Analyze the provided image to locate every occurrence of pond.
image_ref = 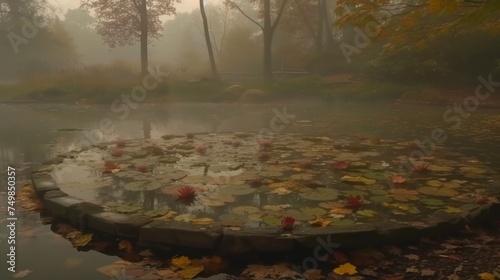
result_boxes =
[1,102,500,279]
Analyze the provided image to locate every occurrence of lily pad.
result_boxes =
[219,214,247,227]
[416,186,459,197]
[340,175,376,185]
[116,203,142,214]
[232,206,260,216]
[301,207,327,216]
[219,185,256,196]
[262,215,282,226]
[419,198,445,206]
[299,188,339,201]
[357,209,377,217]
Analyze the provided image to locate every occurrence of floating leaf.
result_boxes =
[333,262,357,275]
[219,185,256,196]
[340,175,376,185]
[301,207,327,216]
[174,214,196,222]
[71,233,93,247]
[116,203,142,214]
[124,181,162,191]
[357,209,377,217]
[420,198,445,206]
[191,217,214,225]
[460,166,487,174]
[262,215,282,226]
[417,186,458,197]
[232,206,260,215]
[177,265,204,279]
[299,188,339,201]
[370,195,393,203]
[443,206,462,213]
[383,202,421,213]
[309,216,332,227]
[271,187,291,195]
[171,256,191,269]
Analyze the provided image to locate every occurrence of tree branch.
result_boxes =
[226,0,263,30]
[271,0,289,33]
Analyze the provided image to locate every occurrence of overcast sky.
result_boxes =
[48,0,220,16]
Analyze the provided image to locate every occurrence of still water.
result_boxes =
[0,102,499,279]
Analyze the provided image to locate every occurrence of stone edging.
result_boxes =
[31,153,500,255]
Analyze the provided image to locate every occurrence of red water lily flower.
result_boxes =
[282,216,295,231]
[331,161,349,170]
[391,175,407,184]
[414,163,429,173]
[346,195,362,209]
[111,149,123,157]
[176,186,197,201]
[258,152,270,161]
[116,139,126,148]
[195,146,206,154]
[137,164,149,173]
[259,139,272,148]
[103,161,118,173]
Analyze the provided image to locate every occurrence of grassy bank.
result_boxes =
[3,72,489,105]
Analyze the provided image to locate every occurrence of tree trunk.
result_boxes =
[200,0,219,80]
[139,0,149,76]
[322,0,335,48]
[317,0,324,51]
[263,0,274,82]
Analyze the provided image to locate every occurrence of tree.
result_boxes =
[226,0,289,82]
[200,0,218,80]
[80,0,179,76]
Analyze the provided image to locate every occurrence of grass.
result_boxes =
[0,71,413,104]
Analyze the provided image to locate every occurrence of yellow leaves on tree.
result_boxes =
[333,262,358,275]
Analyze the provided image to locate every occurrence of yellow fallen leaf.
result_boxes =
[271,187,291,195]
[308,217,332,227]
[177,265,204,279]
[190,217,214,225]
[333,262,357,275]
[172,256,191,269]
[71,233,93,247]
[478,272,496,280]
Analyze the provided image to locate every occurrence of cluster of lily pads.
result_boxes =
[54,132,497,231]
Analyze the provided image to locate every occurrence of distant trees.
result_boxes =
[80,0,179,76]
[226,0,289,82]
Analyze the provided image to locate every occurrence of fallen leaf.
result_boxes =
[119,240,133,253]
[404,254,419,260]
[171,256,191,269]
[333,262,357,275]
[406,266,419,273]
[12,269,32,278]
[71,233,93,247]
[479,272,496,280]
[421,268,436,276]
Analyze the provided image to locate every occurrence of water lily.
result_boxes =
[413,163,429,173]
[391,175,407,184]
[176,186,197,201]
[116,139,126,148]
[331,161,349,170]
[345,195,362,209]
[137,164,149,173]
[111,149,123,157]
[195,146,206,154]
[282,216,295,231]
[103,161,118,173]
[149,145,164,156]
